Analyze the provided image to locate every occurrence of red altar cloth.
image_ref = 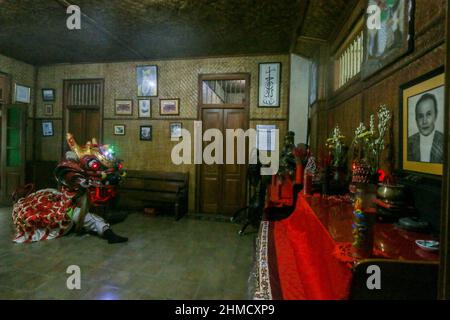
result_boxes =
[274,195,352,300]
[271,193,439,300]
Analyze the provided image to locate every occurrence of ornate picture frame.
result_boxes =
[400,67,444,176]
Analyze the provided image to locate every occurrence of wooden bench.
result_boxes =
[116,170,188,220]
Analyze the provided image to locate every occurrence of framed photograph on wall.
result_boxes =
[42,121,54,137]
[170,122,182,139]
[160,98,180,116]
[138,99,151,118]
[42,88,55,101]
[14,84,31,103]
[137,65,158,97]
[114,124,126,136]
[43,104,53,116]
[258,62,281,107]
[115,99,133,116]
[362,0,414,79]
[400,67,444,176]
[140,126,152,141]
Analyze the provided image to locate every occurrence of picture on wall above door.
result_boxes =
[258,62,281,107]
[137,65,158,97]
[362,0,414,79]
[138,99,151,118]
[14,84,31,103]
[115,99,133,116]
[42,88,55,101]
[160,98,180,115]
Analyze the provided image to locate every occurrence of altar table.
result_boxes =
[253,190,439,300]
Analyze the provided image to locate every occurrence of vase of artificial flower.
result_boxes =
[325,125,348,195]
[350,105,392,257]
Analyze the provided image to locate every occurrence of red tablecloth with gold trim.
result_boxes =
[257,190,439,300]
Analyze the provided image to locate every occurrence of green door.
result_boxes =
[0,104,27,205]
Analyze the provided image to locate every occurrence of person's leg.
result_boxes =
[71,208,128,243]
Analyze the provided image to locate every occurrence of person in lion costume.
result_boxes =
[12,133,128,244]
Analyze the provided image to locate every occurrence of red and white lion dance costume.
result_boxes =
[12,133,128,244]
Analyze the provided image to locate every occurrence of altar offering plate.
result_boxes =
[415,240,439,252]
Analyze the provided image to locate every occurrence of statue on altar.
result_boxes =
[11,133,128,244]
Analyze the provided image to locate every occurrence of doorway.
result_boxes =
[197,74,250,215]
[63,79,104,151]
[0,73,27,205]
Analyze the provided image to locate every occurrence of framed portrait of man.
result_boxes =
[400,67,444,176]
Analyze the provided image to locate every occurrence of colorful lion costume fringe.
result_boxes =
[12,133,126,243]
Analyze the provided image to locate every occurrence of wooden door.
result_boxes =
[198,74,250,215]
[200,109,223,213]
[0,104,27,205]
[222,109,247,214]
[64,79,103,150]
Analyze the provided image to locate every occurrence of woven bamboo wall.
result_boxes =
[35,54,290,210]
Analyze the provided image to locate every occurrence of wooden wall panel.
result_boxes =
[310,0,446,172]
[327,93,362,148]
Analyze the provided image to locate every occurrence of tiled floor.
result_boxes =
[0,207,255,300]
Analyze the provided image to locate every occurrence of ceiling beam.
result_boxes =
[296,36,327,44]
[289,0,310,53]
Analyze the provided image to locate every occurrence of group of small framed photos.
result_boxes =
[113,122,182,141]
[114,98,180,117]
[42,88,55,117]
[40,88,56,137]
[113,65,182,141]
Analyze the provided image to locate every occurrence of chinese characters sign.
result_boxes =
[258,63,281,107]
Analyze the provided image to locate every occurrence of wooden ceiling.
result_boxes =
[293,0,359,58]
[0,0,356,65]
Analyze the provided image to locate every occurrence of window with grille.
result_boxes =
[201,79,247,105]
[334,19,364,90]
[65,80,103,109]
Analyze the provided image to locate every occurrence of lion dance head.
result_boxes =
[54,133,126,206]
